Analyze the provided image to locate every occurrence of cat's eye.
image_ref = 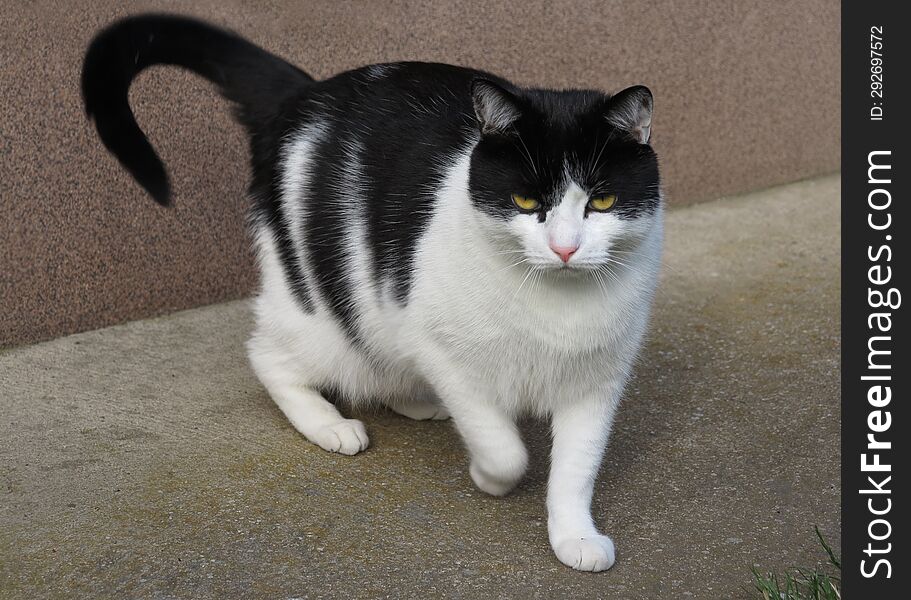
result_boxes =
[588,194,617,212]
[512,194,541,212]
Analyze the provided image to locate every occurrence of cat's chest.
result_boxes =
[404,275,637,405]
[400,240,654,406]
[408,261,640,356]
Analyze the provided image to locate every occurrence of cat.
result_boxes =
[82,14,663,572]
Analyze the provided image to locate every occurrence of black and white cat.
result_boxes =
[83,15,663,572]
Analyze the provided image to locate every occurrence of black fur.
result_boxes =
[467,84,660,221]
[82,14,661,342]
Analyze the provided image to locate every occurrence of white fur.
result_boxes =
[247,132,663,570]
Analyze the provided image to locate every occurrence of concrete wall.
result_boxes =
[0,1,840,347]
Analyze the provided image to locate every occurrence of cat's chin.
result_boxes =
[532,264,624,291]
[536,263,601,277]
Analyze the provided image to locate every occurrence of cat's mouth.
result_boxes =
[532,261,597,275]
[529,259,628,282]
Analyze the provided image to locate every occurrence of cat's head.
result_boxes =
[467,79,661,274]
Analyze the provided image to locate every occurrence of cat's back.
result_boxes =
[318,61,487,120]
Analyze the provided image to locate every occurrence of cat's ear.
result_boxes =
[605,85,653,144]
[471,79,522,135]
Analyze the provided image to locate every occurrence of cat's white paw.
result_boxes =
[553,534,616,572]
[311,419,369,455]
[469,459,524,496]
[390,399,450,421]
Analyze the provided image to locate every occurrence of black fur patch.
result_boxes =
[302,126,367,345]
[468,88,660,222]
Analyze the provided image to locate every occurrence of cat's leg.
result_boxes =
[428,374,526,495]
[414,342,526,493]
[447,396,527,495]
[547,388,621,572]
[248,336,369,456]
[388,399,451,421]
[385,382,450,420]
[268,382,369,455]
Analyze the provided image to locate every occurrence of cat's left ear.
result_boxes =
[605,85,653,144]
[471,79,522,136]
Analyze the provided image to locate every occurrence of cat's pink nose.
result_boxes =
[550,243,578,263]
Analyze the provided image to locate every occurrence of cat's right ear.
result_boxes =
[471,79,522,136]
[605,85,654,144]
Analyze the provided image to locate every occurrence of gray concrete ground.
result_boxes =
[1,176,840,599]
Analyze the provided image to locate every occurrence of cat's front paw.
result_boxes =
[389,399,450,421]
[552,534,616,572]
[469,457,525,496]
[311,419,369,455]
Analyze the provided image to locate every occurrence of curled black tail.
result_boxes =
[81,14,313,205]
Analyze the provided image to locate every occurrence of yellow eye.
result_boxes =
[588,194,617,212]
[512,194,540,211]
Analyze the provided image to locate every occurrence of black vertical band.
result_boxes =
[842,2,908,596]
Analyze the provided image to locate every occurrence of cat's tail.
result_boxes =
[81,14,313,205]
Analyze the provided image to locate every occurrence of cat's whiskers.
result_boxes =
[527,267,545,307]
[515,134,539,177]
[512,265,539,300]
[603,255,635,270]
[585,132,601,179]
[596,263,623,289]
[588,134,612,178]
[607,255,646,282]
[494,257,530,274]
[593,268,610,296]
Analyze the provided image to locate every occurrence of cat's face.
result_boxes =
[467,81,660,273]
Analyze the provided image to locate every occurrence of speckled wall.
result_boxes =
[0,1,840,347]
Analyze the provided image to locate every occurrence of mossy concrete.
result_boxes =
[0,175,840,599]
